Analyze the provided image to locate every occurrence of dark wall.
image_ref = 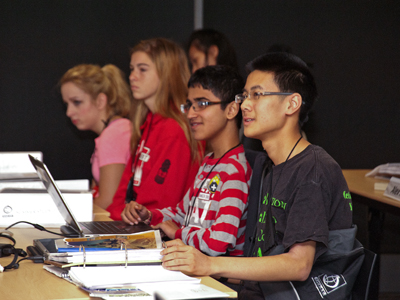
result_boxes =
[0,0,193,180]
[0,1,399,181]
[204,0,400,169]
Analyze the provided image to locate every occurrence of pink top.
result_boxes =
[91,118,132,184]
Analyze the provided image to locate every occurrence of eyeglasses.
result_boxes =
[234,91,293,103]
[180,100,222,113]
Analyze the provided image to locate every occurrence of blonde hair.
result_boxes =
[60,64,132,118]
[130,38,200,160]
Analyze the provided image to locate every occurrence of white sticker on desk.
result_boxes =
[384,177,400,201]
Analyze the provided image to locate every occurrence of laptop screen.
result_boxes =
[28,155,83,236]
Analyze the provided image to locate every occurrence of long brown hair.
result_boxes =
[130,38,199,160]
[60,64,132,118]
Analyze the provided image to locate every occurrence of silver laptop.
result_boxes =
[29,155,151,237]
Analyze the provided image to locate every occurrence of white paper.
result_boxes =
[139,283,229,299]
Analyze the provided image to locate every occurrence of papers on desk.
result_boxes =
[366,163,400,179]
[44,264,229,299]
[69,265,200,289]
[366,163,400,199]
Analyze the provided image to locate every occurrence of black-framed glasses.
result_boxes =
[180,100,222,113]
[234,91,293,103]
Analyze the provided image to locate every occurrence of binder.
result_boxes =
[47,244,162,267]
[44,244,230,299]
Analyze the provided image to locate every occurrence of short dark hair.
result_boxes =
[188,65,244,129]
[187,29,239,71]
[246,52,318,127]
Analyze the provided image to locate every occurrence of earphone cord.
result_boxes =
[5,221,77,237]
[183,143,241,227]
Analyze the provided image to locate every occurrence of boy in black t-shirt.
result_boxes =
[160,53,353,299]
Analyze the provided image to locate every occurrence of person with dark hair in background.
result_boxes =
[121,65,252,258]
[107,38,202,220]
[160,53,354,299]
[187,28,239,73]
[60,64,133,210]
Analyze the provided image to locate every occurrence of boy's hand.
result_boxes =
[161,239,212,275]
[153,220,179,239]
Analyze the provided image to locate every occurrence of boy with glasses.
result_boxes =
[160,53,353,299]
[121,65,252,257]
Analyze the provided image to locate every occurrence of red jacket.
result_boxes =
[107,112,200,220]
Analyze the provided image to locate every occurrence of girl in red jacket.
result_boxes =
[107,38,202,220]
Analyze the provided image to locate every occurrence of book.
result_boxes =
[55,230,162,252]
[64,230,161,250]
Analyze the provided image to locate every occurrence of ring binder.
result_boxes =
[79,245,87,268]
[124,243,128,268]
[47,247,162,267]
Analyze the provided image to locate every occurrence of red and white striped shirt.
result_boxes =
[151,145,252,256]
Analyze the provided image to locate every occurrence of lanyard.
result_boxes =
[125,113,153,203]
[183,143,241,228]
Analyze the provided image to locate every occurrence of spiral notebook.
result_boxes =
[28,155,152,237]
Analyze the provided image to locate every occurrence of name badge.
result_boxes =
[139,153,150,162]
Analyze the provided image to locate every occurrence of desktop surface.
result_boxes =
[0,206,237,299]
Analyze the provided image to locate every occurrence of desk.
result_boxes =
[343,169,400,211]
[0,206,237,299]
[342,169,400,299]
[342,169,400,253]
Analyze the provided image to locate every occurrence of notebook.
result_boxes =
[28,154,152,237]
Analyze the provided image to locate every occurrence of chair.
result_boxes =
[352,248,378,300]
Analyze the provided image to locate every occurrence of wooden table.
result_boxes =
[342,169,400,253]
[342,169,400,299]
[342,169,400,211]
[0,206,237,299]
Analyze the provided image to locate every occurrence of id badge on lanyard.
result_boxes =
[133,140,150,187]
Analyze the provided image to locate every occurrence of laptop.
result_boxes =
[28,154,152,237]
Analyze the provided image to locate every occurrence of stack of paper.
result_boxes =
[69,265,200,289]
[44,264,230,299]
[366,163,400,179]
[67,265,228,299]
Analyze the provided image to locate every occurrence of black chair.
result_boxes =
[352,248,378,300]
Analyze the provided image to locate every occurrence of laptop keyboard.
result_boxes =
[80,221,130,234]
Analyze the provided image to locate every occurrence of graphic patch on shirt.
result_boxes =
[155,159,171,184]
[208,174,221,193]
[312,273,347,298]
